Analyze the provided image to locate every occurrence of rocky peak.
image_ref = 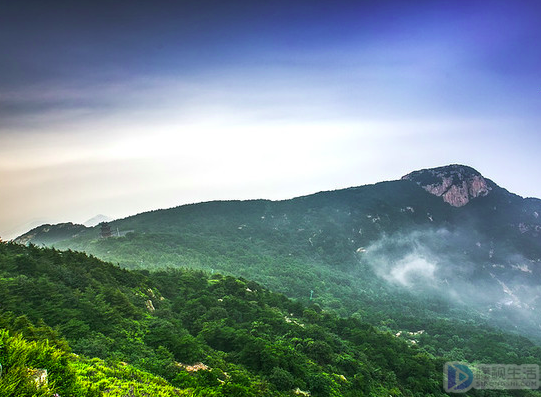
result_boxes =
[402,164,492,207]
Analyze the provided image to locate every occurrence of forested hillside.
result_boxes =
[17,166,541,341]
[1,242,541,396]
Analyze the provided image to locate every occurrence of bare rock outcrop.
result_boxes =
[402,164,491,207]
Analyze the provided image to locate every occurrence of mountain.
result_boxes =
[402,164,493,207]
[84,214,112,227]
[14,222,88,246]
[15,164,541,339]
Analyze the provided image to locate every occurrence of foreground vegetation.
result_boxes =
[1,242,540,396]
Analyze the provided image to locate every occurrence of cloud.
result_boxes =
[2,8,541,239]
[384,254,436,287]
[361,226,541,335]
[364,230,441,288]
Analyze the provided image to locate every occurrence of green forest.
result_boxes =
[1,242,540,396]
[33,179,540,343]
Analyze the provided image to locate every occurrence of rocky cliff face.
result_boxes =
[402,164,492,207]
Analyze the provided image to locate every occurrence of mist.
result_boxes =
[362,227,541,337]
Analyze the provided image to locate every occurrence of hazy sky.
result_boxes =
[1,0,541,239]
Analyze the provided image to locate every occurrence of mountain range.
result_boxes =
[15,164,541,339]
[5,163,541,396]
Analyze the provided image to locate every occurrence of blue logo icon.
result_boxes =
[444,362,474,393]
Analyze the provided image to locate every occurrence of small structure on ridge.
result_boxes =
[100,222,112,239]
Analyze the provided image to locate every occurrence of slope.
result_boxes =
[14,165,541,340]
[2,242,541,396]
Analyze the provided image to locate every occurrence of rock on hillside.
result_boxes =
[402,164,492,207]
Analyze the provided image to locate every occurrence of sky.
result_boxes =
[1,0,541,239]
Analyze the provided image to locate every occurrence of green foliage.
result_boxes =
[1,242,541,396]
[73,358,190,397]
[0,329,94,397]
[29,180,539,345]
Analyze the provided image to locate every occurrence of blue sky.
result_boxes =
[1,0,541,239]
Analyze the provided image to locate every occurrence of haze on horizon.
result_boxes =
[1,0,541,240]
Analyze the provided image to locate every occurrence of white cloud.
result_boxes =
[2,38,541,239]
[385,254,437,287]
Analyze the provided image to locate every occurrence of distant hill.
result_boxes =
[15,164,541,340]
[15,222,88,246]
[84,214,112,227]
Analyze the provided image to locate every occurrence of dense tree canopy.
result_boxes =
[1,242,540,396]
